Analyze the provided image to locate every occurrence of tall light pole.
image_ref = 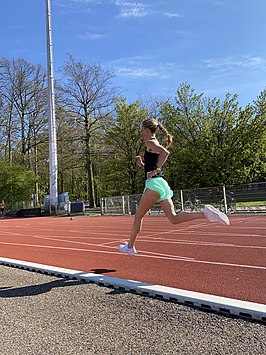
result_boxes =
[46,0,58,213]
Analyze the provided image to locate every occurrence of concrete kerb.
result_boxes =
[1,257,265,323]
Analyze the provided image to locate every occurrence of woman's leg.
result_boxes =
[160,198,204,224]
[160,199,230,225]
[128,189,160,248]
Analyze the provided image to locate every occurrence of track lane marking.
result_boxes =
[1,241,266,270]
[1,231,265,251]
[138,238,266,249]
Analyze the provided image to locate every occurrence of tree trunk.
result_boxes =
[84,113,96,207]
[85,139,96,208]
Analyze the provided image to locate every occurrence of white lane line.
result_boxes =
[234,226,266,230]
[1,230,265,251]
[95,237,266,250]
[2,228,264,240]
[0,241,266,270]
[34,235,266,250]
[0,231,24,236]
[140,226,208,239]
[143,229,266,238]
[137,249,195,260]
[10,231,264,251]
[138,238,266,250]
[29,235,114,249]
[98,240,124,246]
[0,230,126,240]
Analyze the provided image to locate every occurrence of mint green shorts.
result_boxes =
[144,177,173,202]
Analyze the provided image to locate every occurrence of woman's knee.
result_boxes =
[164,209,182,224]
[134,211,144,221]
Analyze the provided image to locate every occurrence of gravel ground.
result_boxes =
[0,265,265,355]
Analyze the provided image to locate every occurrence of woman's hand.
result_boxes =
[135,155,144,168]
[146,170,157,179]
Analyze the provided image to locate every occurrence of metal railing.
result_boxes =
[5,182,266,217]
[101,182,266,215]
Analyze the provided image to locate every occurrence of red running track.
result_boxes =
[0,214,265,304]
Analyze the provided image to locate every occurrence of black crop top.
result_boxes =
[144,149,163,178]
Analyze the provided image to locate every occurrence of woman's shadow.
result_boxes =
[0,279,85,298]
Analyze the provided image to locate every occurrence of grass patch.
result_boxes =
[237,201,266,207]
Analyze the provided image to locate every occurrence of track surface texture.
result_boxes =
[0,214,265,304]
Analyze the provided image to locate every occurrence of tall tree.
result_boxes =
[105,98,149,195]
[160,83,266,188]
[241,89,266,182]
[59,55,117,207]
[0,159,38,207]
[55,105,86,199]
[0,57,47,166]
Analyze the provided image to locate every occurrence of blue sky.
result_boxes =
[0,0,265,107]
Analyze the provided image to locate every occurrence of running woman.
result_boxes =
[118,118,230,255]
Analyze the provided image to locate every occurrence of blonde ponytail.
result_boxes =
[158,123,173,148]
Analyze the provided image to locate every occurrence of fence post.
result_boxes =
[102,198,107,214]
[122,196,125,215]
[67,200,71,216]
[180,190,184,211]
[126,196,130,215]
[100,198,103,214]
[222,185,228,214]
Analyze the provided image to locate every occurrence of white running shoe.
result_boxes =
[118,242,137,256]
[203,205,230,225]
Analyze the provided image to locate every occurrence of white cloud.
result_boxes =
[202,55,266,72]
[0,25,24,32]
[55,0,108,5]
[54,0,95,14]
[163,12,182,18]
[116,66,163,78]
[111,56,174,79]
[79,32,106,40]
[55,0,150,18]
[55,0,178,20]
[111,55,151,66]
[213,1,225,5]
[115,1,148,18]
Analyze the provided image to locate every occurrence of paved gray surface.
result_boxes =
[0,265,265,355]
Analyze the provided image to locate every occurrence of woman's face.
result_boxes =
[141,125,149,140]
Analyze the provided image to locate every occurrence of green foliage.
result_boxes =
[1,53,266,201]
[0,160,38,207]
[104,98,149,195]
[160,84,266,189]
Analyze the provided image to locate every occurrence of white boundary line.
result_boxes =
[0,257,265,323]
[1,240,266,268]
